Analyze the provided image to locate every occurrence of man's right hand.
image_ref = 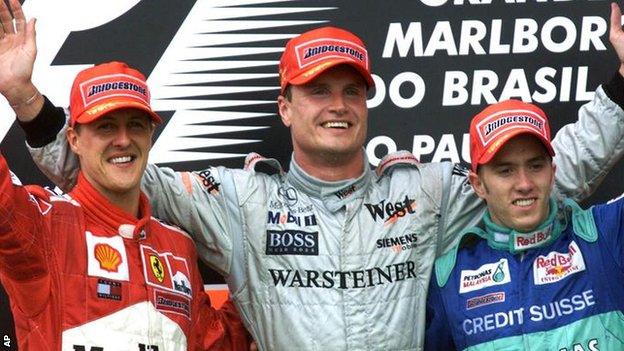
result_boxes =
[0,0,42,121]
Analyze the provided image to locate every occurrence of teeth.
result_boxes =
[513,199,535,207]
[322,121,349,129]
[110,156,132,164]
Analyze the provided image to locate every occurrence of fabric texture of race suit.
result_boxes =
[21,73,624,350]
[0,154,250,350]
[425,196,624,351]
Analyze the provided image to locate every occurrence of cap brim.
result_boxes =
[476,129,555,168]
[285,59,375,92]
[74,99,162,126]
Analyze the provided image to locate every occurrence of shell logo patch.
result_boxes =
[86,231,129,281]
[94,243,122,272]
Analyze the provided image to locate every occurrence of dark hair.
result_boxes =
[282,85,292,102]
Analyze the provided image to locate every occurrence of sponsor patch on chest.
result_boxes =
[465,292,505,310]
[533,241,585,285]
[86,232,129,281]
[266,230,319,255]
[96,279,122,301]
[141,245,193,298]
[459,258,511,294]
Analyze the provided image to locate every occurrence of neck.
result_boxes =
[292,148,365,181]
[82,173,141,218]
[483,197,560,254]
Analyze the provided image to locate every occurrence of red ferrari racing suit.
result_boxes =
[0,154,249,350]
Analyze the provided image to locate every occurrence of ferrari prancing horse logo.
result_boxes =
[150,255,165,283]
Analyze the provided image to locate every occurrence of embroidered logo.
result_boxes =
[141,245,193,298]
[466,292,505,310]
[94,243,122,272]
[533,241,585,285]
[150,255,165,283]
[86,232,129,281]
[97,279,122,301]
[459,258,511,294]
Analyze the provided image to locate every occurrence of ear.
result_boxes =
[550,162,557,186]
[468,170,487,199]
[277,95,292,127]
[66,126,81,155]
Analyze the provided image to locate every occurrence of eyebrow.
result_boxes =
[491,154,548,168]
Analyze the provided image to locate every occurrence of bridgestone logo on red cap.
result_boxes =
[80,73,149,107]
[295,38,368,69]
[476,110,546,147]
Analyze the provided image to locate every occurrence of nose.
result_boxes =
[328,92,347,115]
[112,126,131,148]
[514,168,535,193]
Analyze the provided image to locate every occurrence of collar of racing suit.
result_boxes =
[434,197,599,288]
[482,197,563,254]
[70,171,151,240]
[286,150,372,213]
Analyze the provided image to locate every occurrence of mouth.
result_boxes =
[512,198,536,207]
[108,155,136,165]
[321,121,350,129]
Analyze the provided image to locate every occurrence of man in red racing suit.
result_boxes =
[0,59,250,349]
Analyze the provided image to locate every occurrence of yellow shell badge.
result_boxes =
[150,255,165,283]
[94,243,122,272]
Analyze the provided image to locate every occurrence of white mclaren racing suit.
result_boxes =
[24,77,624,350]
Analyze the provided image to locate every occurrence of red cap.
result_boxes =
[69,61,162,127]
[279,26,375,93]
[470,99,555,171]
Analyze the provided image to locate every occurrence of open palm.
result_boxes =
[0,0,36,100]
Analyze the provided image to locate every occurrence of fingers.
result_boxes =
[9,0,24,33]
[0,0,13,37]
[25,18,36,52]
[611,3,623,34]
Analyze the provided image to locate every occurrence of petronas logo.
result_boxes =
[492,261,506,282]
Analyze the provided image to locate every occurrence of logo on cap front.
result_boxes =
[476,110,546,147]
[80,73,149,108]
[295,38,368,69]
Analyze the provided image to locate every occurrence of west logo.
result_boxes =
[266,230,319,256]
[364,196,416,224]
[267,211,317,227]
[196,169,220,194]
[334,184,356,200]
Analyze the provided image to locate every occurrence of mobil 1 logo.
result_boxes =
[266,230,319,256]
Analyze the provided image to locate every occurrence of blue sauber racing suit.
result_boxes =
[425,197,624,350]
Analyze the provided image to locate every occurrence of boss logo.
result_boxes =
[266,230,319,256]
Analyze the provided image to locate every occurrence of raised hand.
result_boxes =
[0,0,41,120]
[610,3,624,76]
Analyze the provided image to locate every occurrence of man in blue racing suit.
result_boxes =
[425,98,624,350]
